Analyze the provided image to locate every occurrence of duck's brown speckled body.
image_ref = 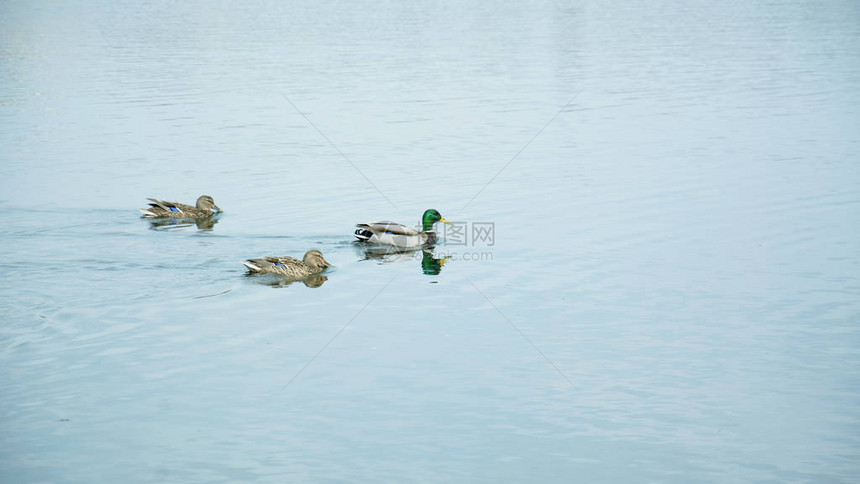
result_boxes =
[243,250,331,278]
[140,195,221,219]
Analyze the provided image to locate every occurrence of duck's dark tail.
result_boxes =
[354,228,373,241]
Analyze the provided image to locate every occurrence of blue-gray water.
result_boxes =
[2,1,859,481]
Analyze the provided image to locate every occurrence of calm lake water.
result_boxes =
[2,0,859,482]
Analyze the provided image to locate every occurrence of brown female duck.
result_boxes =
[140,195,222,218]
[243,250,331,278]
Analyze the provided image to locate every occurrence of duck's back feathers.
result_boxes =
[354,226,431,248]
[141,199,195,218]
[354,221,431,247]
[146,198,179,211]
[356,222,421,236]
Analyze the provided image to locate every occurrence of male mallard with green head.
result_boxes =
[243,249,331,278]
[140,195,222,219]
[354,209,452,248]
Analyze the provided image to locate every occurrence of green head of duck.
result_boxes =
[421,209,452,232]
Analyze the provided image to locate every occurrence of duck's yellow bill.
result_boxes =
[439,217,452,225]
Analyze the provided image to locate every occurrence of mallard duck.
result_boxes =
[243,249,331,278]
[354,209,452,248]
[139,195,221,218]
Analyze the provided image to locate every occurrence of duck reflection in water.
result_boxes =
[356,244,448,275]
[244,272,328,288]
[147,215,220,231]
[420,250,448,275]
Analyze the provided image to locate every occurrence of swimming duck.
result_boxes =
[354,209,452,248]
[243,249,331,278]
[139,195,221,218]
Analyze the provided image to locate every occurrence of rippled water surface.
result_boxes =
[2,1,859,481]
